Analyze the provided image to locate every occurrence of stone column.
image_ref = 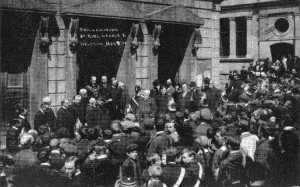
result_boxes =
[252,12,259,62]
[229,17,236,58]
[48,12,66,113]
[246,16,253,58]
[295,13,300,57]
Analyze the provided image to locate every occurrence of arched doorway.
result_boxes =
[270,43,294,61]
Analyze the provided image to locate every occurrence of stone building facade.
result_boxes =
[0,0,221,125]
[219,0,300,86]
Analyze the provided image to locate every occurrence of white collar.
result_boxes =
[18,115,25,119]
[220,146,227,152]
[39,109,44,114]
[97,154,108,159]
[75,170,81,176]
[12,126,19,130]
[41,162,50,166]
[51,149,61,154]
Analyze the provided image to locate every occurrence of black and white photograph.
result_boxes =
[0,0,300,186]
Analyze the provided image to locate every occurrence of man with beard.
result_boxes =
[98,75,112,106]
[150,79,161,100]
[139,89,157,121]
[34,103,50,132]
[176,82,192,113]
[110,78,120,120]
[69,95,86,126]
[42,96,57,132]
[156,86,170,114]
[63,156,89,187]
[86,76,100,99]
[118,82,130,119]
[166,78,175,98]
[56,99,76,138]
[189,81,200,112]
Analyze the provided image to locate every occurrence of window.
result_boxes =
[7,73,23,88]
[220,18,229,57]
[274,18,289,33]
[236,17,247,57]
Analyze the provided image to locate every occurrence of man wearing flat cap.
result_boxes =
[121,144,141,186]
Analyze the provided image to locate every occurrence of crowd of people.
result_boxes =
[1,54,300,187]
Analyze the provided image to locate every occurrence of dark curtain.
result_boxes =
[1,11,58,73]
[74,16,132,90]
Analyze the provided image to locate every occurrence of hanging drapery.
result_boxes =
[152,23,162,50]
[69,18,80,53]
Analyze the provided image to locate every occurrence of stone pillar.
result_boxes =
[48,12,66,113]
[229,17,236,58]
[246,16,253,58]
[295,13,300,57]
[66,18,78,100]
[29,22,49,125]
[252,13,259,62]
[136,22,151,90]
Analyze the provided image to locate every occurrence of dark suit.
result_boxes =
[56,107,76,137]
[156,94,170,114]
[86,105,101,128]
[147,132,171,156]
[176,91,192,112]
[6,127,20,153]
[138,97,157,121]
[34,110,48,131]
[45,108,56,131]
[14,149,40,168]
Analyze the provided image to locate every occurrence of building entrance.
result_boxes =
[270,43,294,61]
[76,17,132,90]
[157,24,195,84]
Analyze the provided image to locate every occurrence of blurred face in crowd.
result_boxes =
[91,76,96,85]
[167,79,172,86]
[161,154,167,166]
[161,87,166,95]
[102,76,107,84]
[42,104,49,112]
[127,150,138,160]
[144,90,150,99]
[15,119,23,128]
[182,84,187,92]
[119,82,125,90]
[215,132,225,147]
[155,157,162,166]
[65,162,76,178]
[191,86,196,91]
[112,79,118,86]
[182,152,193,164]
[166,123,176,133]
[63,99,70,108]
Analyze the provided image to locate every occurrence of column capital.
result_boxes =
[295,12,300,17]
[246,16,252,20]
[228,17,236,21]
